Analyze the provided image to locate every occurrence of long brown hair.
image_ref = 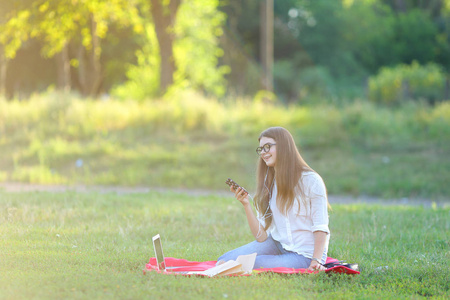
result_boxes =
[254,127,317,231]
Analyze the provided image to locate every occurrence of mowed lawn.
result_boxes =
[0,191,449,299]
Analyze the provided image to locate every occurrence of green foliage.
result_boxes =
[391,9,439,65]
[111,23,161,100]
[368,61,447,104]
[0,0,142,59]
[173,0,229,97]
[344,4,442,73]
[221,0,450,101]
[112,0,228,100]
[297,66,335,99]
[0,0,145,97]
[0,9,31,59]
[272,0,368,101]
[0,93,449,199]
[2,0,450,100]
[0,192,449,299]
[273,61,335,101]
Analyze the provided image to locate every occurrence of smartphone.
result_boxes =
[225,178,248,193]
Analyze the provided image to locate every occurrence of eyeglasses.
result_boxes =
[256,143,276,155]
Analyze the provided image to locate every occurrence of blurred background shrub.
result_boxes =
[368,62,447,105]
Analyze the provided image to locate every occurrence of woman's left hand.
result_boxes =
[308,260,326,272]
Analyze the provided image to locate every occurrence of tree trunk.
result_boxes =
[77,44,87,94]
[445,78,450,100]
[394,0,407,13]
[150,0,181,95]
[260,0,273,92]
[0,49,7,98]
[77,16,102,97]
[0,58,8,97]
[56,42,71,93]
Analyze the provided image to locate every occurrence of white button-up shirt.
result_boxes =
[259,171,330,264]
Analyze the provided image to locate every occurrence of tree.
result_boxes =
[0,0,142,97]
[1,0,226,99]
[0,48,6,97]
[113,0,227,100]
[150,0,181,95]
[379,0,450,71]
[0,0,33,97]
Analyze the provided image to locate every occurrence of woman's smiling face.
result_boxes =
[259,136,277,167]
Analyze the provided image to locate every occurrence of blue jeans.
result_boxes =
[217,235,312,269]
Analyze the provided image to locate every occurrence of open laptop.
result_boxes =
[152,234,167,271]
[152,233,194,274]
[152,234,190,273]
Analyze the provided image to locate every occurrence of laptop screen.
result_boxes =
[152,234,166,271]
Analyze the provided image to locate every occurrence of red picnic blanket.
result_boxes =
[145,257,360,276]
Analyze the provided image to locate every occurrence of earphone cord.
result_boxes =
[248,166,273,239]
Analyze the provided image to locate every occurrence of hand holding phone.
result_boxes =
[225,178,248,193]
[226,178,250,206]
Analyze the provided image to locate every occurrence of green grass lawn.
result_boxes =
[1,191,448,299]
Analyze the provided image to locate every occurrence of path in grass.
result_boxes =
[1,182,448,208]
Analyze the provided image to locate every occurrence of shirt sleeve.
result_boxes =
[303,173,330,234]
